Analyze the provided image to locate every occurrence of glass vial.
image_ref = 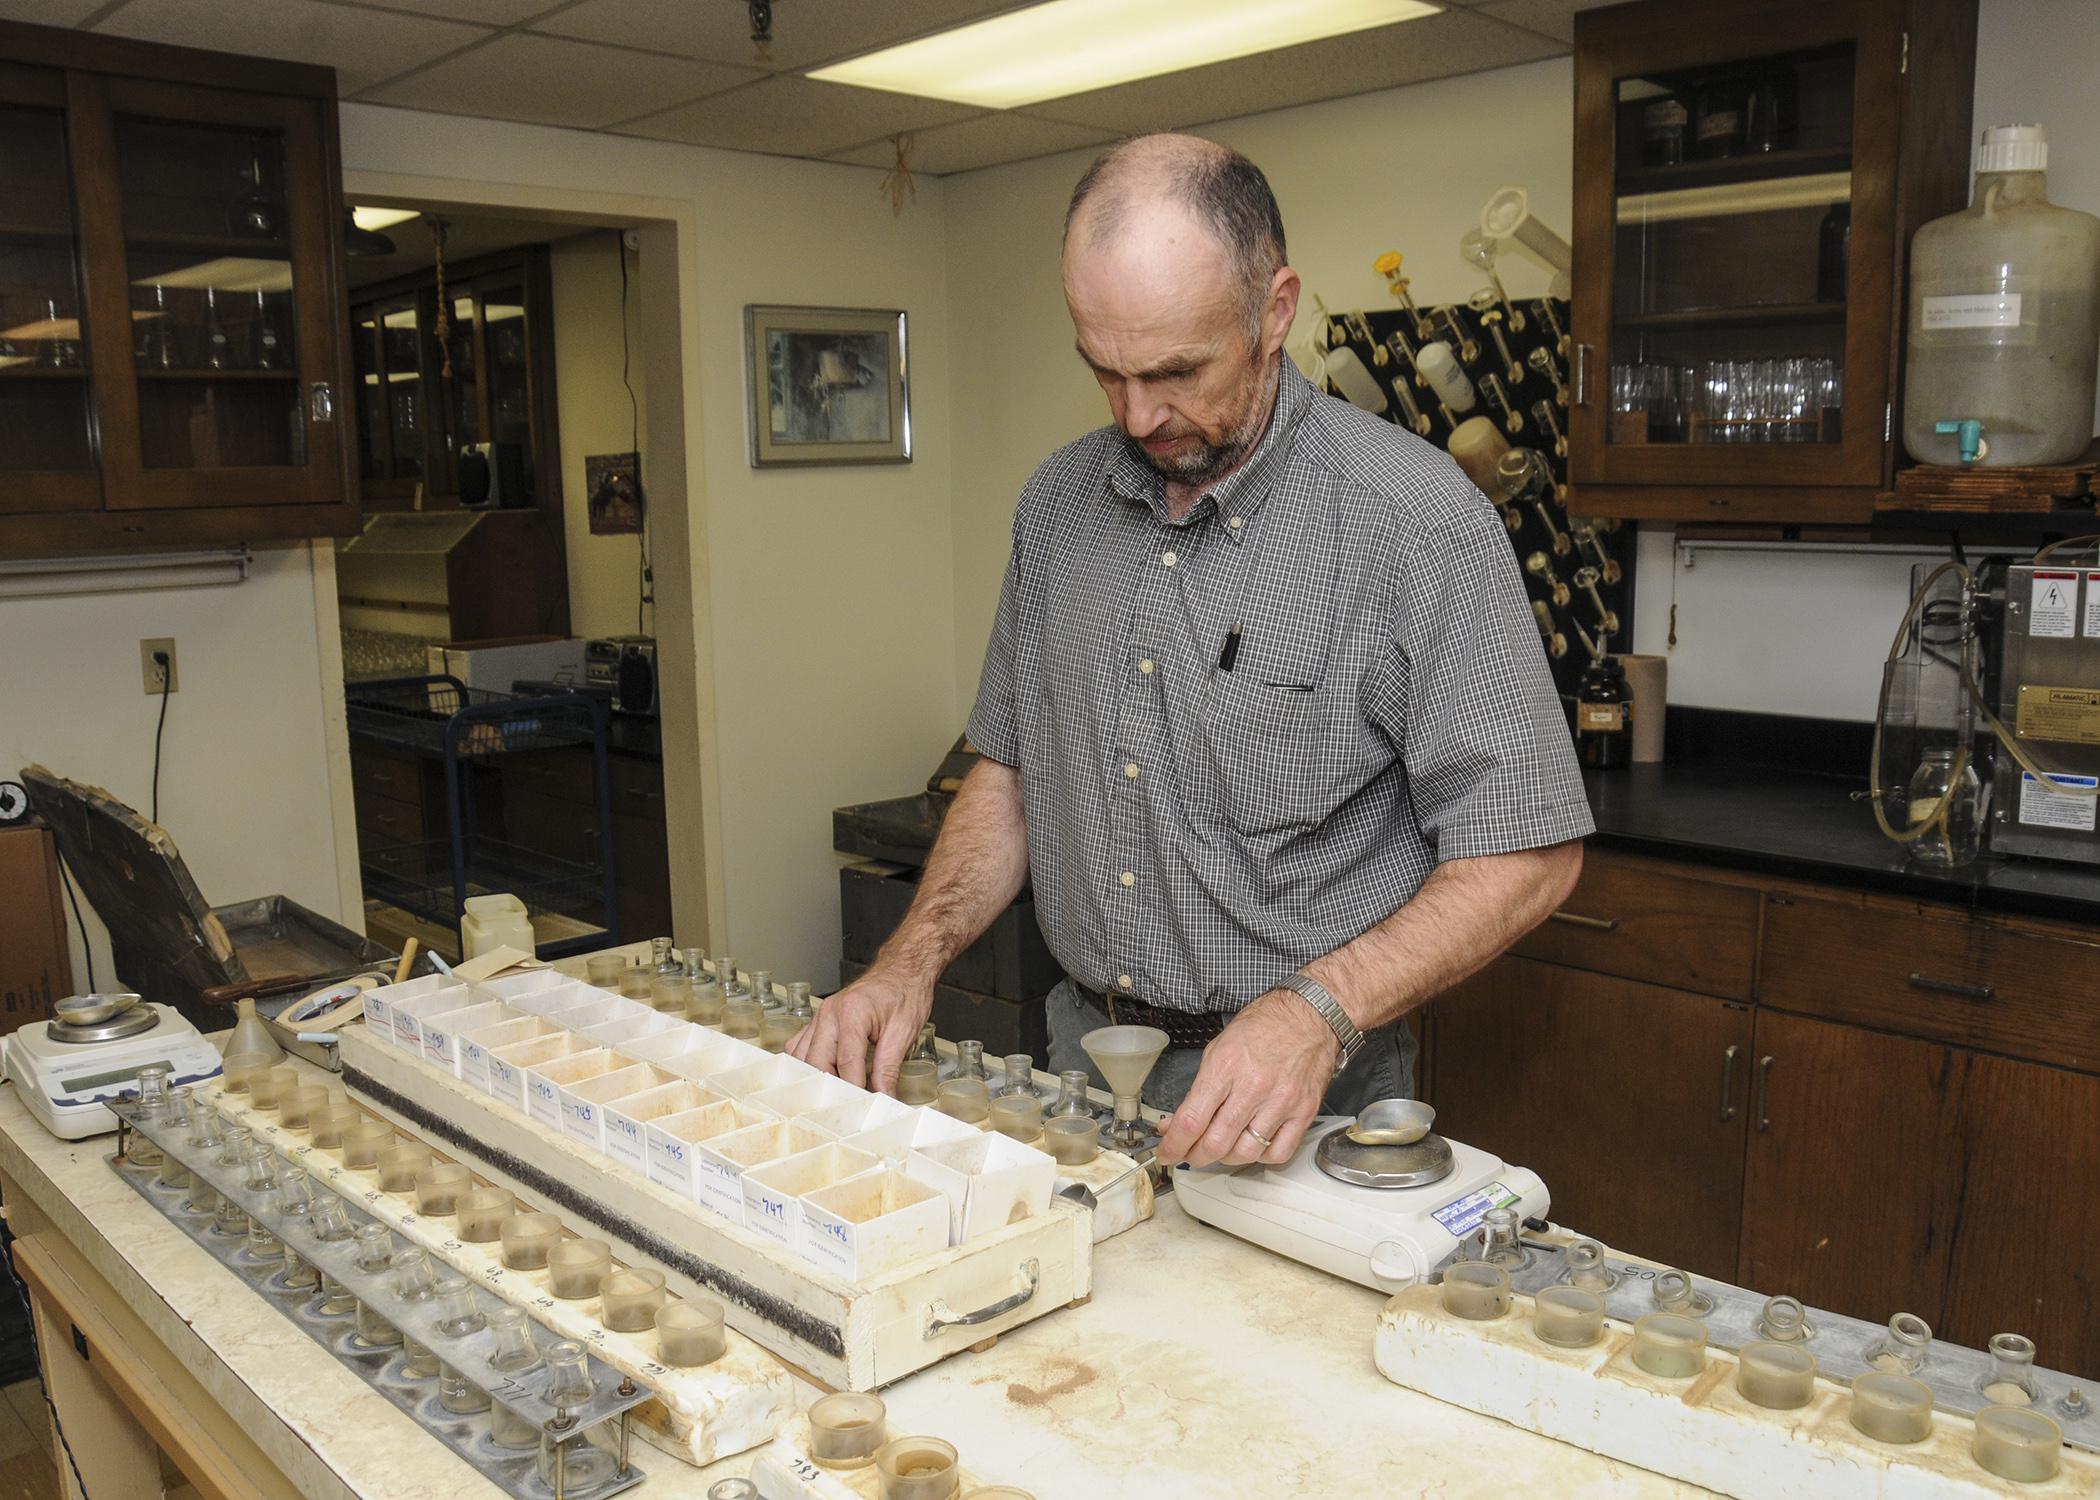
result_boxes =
[401,1336,440,1379]
[1565,1239,1612,1292]
[1866,1312,1932,1375]
[652,937,679,980]
[809,1392,886,1469]
[1758,1294,1809,1343]
[391,1246,438,1303]
[354,1222,394,1273]
[911,1023,938,1063]
[748,970,775,1009]
[433,1274,484,1337]
[717,956,744,1000]
[1984,1332,2039,1405]
[354,1299,403,1349]
[994,1053,1046,1102]
[1575,656,1632,769]
[1478,1207,1525,1268]
[948,1040,988,1082]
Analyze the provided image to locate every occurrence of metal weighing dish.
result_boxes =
[1315,1121,1455,1190]
[49,993,162,1046]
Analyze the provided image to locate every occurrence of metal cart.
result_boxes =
[343,675,619,959]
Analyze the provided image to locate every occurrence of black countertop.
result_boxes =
[1583,710,2100,924]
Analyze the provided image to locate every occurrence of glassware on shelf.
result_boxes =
[202,288,231,371]
[38,298,80,370]
[486,1305,545,1449]
[1689,358,1840,444]
[250,290,284,371]
[137,285,176,369]
[228,149,282,240]
[1642,91,1689,167]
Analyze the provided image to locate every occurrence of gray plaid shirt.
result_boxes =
[968,363,1592,1016]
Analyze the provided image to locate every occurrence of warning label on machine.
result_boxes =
[2019,771,2100,831]
[2029,571,2079,637]
[2087,574,2100,636]
[2015,686,2100,745]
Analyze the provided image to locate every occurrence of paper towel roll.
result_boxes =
[1623,654,1667,763]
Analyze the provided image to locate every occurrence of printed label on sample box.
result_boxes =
[2019,771,2099,831]
[2030,571,2079,638]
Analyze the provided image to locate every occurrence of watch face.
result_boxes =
[0,782,27,825]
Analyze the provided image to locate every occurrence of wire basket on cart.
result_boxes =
[344,675,620,959]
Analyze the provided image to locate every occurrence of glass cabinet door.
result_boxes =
[0,65,101,514]
[1571,6,1900,498]
[76,77,342,508]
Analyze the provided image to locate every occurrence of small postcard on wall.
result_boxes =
[587,452,644,535]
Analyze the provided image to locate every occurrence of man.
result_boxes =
[793,134,1590,1170]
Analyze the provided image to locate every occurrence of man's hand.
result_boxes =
[787,969,929,1093]
[1157,990,1340,1168]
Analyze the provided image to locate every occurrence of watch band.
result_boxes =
[1276,974,1364,1066]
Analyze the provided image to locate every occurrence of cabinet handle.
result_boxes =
[1907,973,1994,1003]
[1755,1054,1774,1133]
[1719,1044,1739,1122]
[1548,910,1619,932]
[1574,343,1594,407]
[309,381,336,424]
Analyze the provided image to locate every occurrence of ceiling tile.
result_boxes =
[342,0,562,24]
[532,0,1031,72]
[3,0,109,25]
[359,32,760,129]
[615,74,977,158]
[93,0,488,95]
[828,112,1115,176]
[1025,8,1561,136]
[1470,0,1617,45]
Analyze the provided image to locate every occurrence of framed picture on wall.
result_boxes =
[744,305,911,467]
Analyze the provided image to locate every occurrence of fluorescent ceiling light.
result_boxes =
[353,205,420,231]
[809,0,1440,109]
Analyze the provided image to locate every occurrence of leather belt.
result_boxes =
[1074,982,1229,1049]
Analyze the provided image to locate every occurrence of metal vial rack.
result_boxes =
[1480,1231,2097,1455]
[109,1098,650,1499]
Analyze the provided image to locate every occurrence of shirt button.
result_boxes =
[1117,974,1133,990]
[1227,515,1244,530]
[1161,551,1178,568]
[1120,871,1135,887]
[1138,659,1155,675]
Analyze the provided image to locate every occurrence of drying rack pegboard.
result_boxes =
[1315,295,1633,707]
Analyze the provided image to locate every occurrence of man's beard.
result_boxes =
[1129,365,1274,486]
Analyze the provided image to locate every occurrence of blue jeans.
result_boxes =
[1043,979,1416,1117]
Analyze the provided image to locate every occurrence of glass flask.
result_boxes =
[244,1183,280,1259]
[317,1271,357,1317]
[439,1366,490,1415]
[717,956,745,1000]
[250,290,283,371]
[1866,1311,1933,1375]
[1984,1332,2039,1405]
[536,1341,615,1494]
[280,1244,318,1291]
[138,284,176,368]
[652,937,680,981]
[311,1195,354,1243]
[947,1040,988,1082]
[354,1299,402,1349]
[401,1335,440,1379]
[391,1246,438,1303]
[486,1305,545,1449]
[354,1222,395,1273]
[993,1053,1048,1103]
[748,970,776,1010]
[156,1088,192,1188]
[911,1023,939,1064]
[1904,746,1984,869]
[212,1127,254,1235]
[433,1274,484,1337]
[1048,1070,1097,1120]
[202,287,230,371]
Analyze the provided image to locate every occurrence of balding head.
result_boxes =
[1064,134,1287,341]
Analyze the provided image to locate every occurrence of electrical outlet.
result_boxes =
[140,638,178,694]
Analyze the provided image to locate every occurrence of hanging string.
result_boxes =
[431,217,453,380]
[879,133,917,218]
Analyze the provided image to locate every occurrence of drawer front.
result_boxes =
[500,747,596,809]
[1510,852,1760,1000]
[1759,891,2100,1074]
[355,796,425,850]
[351,745,426,816]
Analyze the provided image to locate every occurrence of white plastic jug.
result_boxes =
[1903,124,2100,468]
[460,893,534,960]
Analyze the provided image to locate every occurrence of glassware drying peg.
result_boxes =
[1500,504,1522,533]
[1474,297,1523,385]
[1529,346,1569,406]
[1526,552,1571,606]
[1373,251,1434,339]
[1526,499,1570,557]
[1436,306,1480,364]
[1532,400,1567,457]
[1459,228,1524,331]
[1483,373,1522,434]
[1384,330,1427,388]
[1572,618,1603,662]
[1536,296,1569,356]
[1573,566,1619,635]
[1572,523,1622,584]
[1389,376,1432,437]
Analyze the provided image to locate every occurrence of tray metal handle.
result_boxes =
[925,1258,1040,1339]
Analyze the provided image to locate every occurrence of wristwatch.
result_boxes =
[1275,974,1363,1067]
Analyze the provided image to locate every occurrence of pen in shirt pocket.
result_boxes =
[1216,623,1242,673]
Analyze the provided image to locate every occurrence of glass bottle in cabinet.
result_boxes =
[0,89,98,499]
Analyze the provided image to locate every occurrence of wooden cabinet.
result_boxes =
[1567,0,1976,523]
[1435,958,1752,1282]
[0,22,355,557]
[1438,845,2100,1376]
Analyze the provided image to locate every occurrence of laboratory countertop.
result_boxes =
[0,1058,1714,1500]
[1581,710,2100,924]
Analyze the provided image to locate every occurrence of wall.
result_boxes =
[943,0,2097,726]
[550,230,653,641]
[339,107,958,987]
[0,544,351,989]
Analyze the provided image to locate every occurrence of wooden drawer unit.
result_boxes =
[1510,850,1760,1000]
[1759,886,2100,1075]
[350,743,428,818]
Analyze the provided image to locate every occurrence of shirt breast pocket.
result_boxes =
[1197,666,1349,839]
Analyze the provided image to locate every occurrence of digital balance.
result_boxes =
[1176,1099,1549,1292]
[3,992,224,1140]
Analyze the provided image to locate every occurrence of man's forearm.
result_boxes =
[873,758,1030,988]
[1306,841,1583,1032]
